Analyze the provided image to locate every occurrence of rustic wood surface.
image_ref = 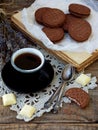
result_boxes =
[0,0,98,129]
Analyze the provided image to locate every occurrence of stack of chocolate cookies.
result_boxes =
[35,7,65,43]
[35,3,92,43]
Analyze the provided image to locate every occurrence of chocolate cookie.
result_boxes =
[63,14,80,32]
[69,3,91,18]
[35,7,51,24]
[65,88,90,108]
[42,8,66,28]
[68,18,92,42]
[42,27,64,42]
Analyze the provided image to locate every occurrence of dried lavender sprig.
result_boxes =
[0,12,28,48]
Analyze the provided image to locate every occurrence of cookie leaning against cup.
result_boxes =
[42,27,64,43]
[69,3,91,18]
[42,8,66,28]
[65,88,90,108]
[68,18,92,42]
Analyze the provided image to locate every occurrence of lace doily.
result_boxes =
[0,43,97,122]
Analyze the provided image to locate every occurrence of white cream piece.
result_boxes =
[76,74,91,86]
[19,104,36,118]
[2,93,17,106]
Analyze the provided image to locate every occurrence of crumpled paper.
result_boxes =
[84,0,98,11]
[21,0,98,53]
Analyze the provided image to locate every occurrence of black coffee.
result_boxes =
[14,53,41,70]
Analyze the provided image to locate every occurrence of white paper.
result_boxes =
[21,0,98,53]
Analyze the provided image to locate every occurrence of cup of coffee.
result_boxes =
[11,48,45,73]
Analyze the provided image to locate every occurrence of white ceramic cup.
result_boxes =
[11,48,45,73]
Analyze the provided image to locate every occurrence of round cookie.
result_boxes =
[42,8,66,28]
[68,18,92,42]
[65,88,90,108]
[69,3,91,18]
[35,7,51,24]
[63,14,80,32]
[42,27,64,43]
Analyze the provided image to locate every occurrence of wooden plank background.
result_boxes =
[0,0,98,129]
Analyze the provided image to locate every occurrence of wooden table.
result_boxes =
[0,0,98,129]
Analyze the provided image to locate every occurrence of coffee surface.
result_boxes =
[14,53,41,70]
